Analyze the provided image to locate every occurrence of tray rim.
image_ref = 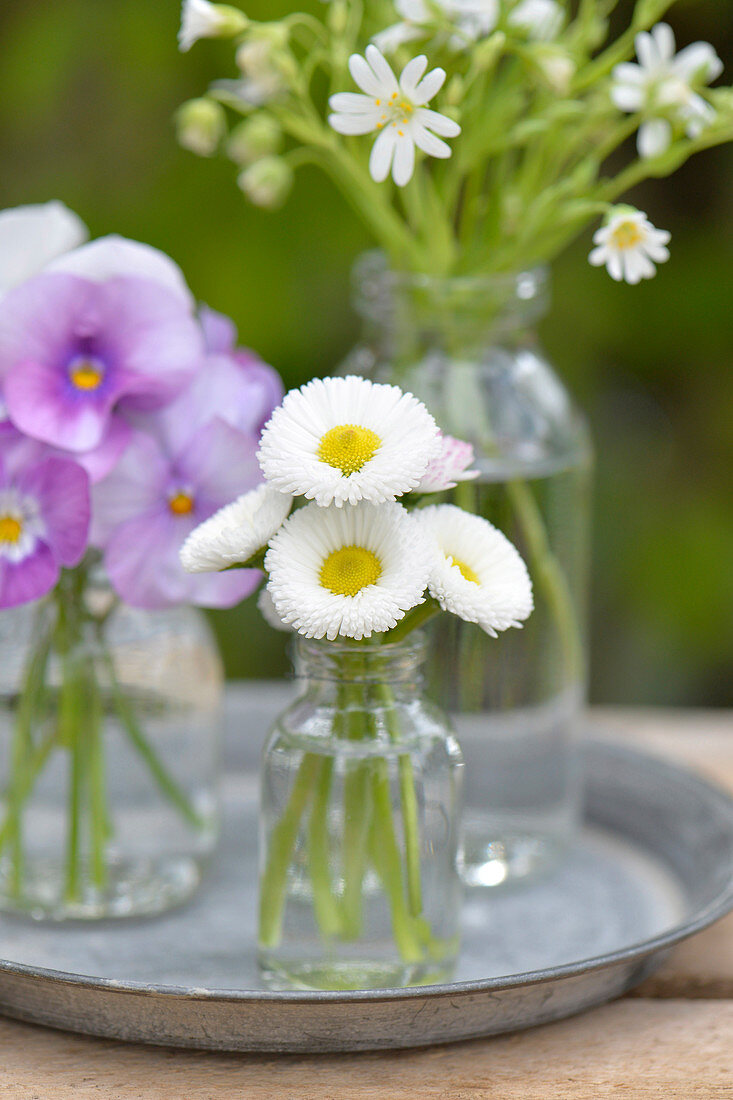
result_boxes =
[1,739,732,1006]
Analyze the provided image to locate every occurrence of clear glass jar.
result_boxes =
[258,632,463,991]
[0,568,222,919]
[343,254,592,888]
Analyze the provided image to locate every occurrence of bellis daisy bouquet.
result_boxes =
[178,0,733,285]
[0,202,282,912]
[181,374,532,979]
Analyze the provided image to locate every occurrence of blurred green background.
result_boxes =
[1,0,731,705]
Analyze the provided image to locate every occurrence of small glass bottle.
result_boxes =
[258,632,463,991]
[0,570,222,919]
[343,255,592,887]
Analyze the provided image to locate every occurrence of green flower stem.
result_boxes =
[372,683,423,920]
[87,666,108,892]
[259,751,322,949]
[98,644,204,831]
[340,682,372,939]
[62,651,88,904]
[307,755,343,939]
[387,599,442,645]
[506,479,584,682]
[368,759,425,964]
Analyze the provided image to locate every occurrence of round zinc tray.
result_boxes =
[0,714,732,1052]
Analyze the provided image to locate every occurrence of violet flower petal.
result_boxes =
[16,457,90,567]
[175,417,261,511]
[90,430,170,547]
[199,304,237,353]
[0,543,58,609]
[47,235,195,310]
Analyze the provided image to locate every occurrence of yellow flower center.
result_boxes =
[69,359,104,391]
[0,516,22,544]
[168,492,195,516]
[610,221,643,251]
[320,545,382,597]
[449,555,480,585]
[317,424,381,476]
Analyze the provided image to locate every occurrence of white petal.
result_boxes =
[414,107,461,137]
[329,112,381,135]
[0,201,88,296]
[392,134,416,186]
[399,55,428,99]
[412,124,452,158]
[349,53,386,97]
[674,41,723,83]
[606,252,624,281]
[635,30,661,73]
[411,67,446,105]
[369,126,398,183]
[613,63,646,86]
[651,22,676,63]
[637,117,671,159]
[372,22,423,53]
[329,92,378,113]
[365,45,400,95]
[588,244,609,268]
[611,83,645,112]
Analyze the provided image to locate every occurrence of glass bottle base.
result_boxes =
[459,826,568,888]
[258,951,457,991]
[0,854,208,921]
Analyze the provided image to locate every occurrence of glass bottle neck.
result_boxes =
[292,634,426,702]
[353,253,550,360]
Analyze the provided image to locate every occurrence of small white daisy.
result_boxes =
[588,207,670,284]
[258,376,441,508]
[414,504,533,636]
[328,45,461,187]
[417,434,479,493]
[178,0,248,53]
[265,501,433,640]
[257,585,293,632]
[611,23,723,158]
[180,485,291,573]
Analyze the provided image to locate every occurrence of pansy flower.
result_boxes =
[0,435,90,609]
[0,272,203,464]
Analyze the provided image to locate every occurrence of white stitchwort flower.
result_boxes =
[178,0,248,53]
[258,376,441,508]
[180,485,291,573]
[588,207,670,284]
[265,501,433,640]
[328,45,461,186]
[374,0,498,53]
[611,23,723,158]
[415,504,533,636]
[417,434,479,493]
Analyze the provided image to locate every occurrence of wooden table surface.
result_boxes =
[1,707,732,1099]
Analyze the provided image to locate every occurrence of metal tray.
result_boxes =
[0,698,732,1052]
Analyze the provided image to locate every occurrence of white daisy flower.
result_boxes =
[178,0,248,53]
[265,501,433,640]
[257,585,294,632]
[328,45,461,187]
[415,504,533,636]
[417,434,479,493]
[258,376,441,508]
[588,207,670,284]
[611,23,723,158]
[508,0,564,42]
[180,485,290,573]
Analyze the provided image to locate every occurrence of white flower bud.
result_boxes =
[227,114,282,165]
[178,0,248,52]
[175,98,226,157]
[237,157,293,209]
[534,47,576,94]
[235,38,289,104]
